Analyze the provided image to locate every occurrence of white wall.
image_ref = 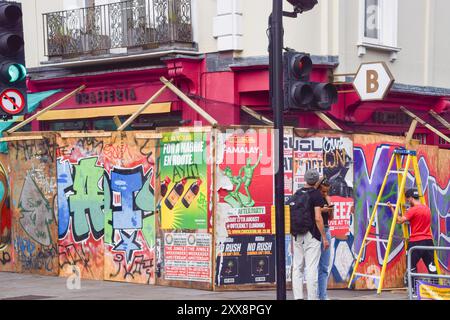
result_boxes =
[20,0,450,90]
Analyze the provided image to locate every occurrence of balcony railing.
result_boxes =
[43,0,194,59]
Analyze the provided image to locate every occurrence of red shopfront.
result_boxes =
[27,56,212,131]
[27,55,450,149]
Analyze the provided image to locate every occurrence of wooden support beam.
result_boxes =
[241,105,273,125]
[333,73,356,77]
[429,110,450,130]
[60,132,112,138]
[117,80,172,132]
[160,76,218,127]
[113,116,122,128]
[0,135,43,142]
[135,133,162,139]
[178,126,212,133]
[314,111,343,131]
[400,106,450,143]
[405,119,418,145]
[7,85,86,134]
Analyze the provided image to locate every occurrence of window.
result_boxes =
[364,0,379,40]
[358,0,400,61]
[413,133,427,145]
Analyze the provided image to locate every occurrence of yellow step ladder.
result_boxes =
[348,148,425,294]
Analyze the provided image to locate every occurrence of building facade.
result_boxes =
[13,0,450,147]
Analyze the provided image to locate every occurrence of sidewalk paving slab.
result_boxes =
[0,273,408,300]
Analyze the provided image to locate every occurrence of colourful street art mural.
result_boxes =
[414,146,450,274]
[352,134,450,289]
[103,132,156,284]
[56,135,106,280]
[56,132,157,284]
[8,134,58,275]
[0,128,446,293]
[0,153,12,272]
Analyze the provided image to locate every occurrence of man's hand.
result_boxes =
[322,239,330,250]
[386,201,396,215]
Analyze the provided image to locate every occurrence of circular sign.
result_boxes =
[0,88,25,115]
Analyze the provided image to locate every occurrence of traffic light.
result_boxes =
[283,51,337,111]
[286,0,318,13]
[0,1,27,117]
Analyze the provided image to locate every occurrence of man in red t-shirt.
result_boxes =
[388,188,437,275]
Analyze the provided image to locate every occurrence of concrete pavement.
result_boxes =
[0,272,408,300]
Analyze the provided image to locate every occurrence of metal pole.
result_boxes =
[407,245,412,300]
[270,0,286,300]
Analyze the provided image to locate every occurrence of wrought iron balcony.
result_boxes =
[43,0,194,59]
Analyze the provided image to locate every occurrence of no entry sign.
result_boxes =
[0,89,25,115]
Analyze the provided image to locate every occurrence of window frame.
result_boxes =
[358,0,400,60]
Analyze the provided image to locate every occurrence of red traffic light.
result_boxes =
[290,53,312,79]
[0,3,22,25]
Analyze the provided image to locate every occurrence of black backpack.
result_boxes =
[287,188,315,236]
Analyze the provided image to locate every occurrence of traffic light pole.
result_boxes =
[270,0,286,301]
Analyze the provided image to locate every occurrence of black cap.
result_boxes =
[405,188,419,199]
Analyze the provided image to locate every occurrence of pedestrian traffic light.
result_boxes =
[0,1,27,117]
[283,51,337,111]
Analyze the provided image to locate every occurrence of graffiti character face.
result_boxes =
[223,167,232,177]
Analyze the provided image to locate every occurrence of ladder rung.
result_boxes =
[354,273,381,279]
[369,233,404,240]
[389,170,406,174]
[394,149,416,156]
[366,237,389,243]
[378,202,396,207]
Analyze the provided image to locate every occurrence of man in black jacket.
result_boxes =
[290,169,329,300]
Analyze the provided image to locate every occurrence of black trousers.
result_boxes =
[407,239,437,274]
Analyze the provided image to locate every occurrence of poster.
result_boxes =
[293,137,323,191]
[416,281,450,300]
[160,131,209,230]
[215,235,275,285]
[163,232,211,282]
[216,128,274,236]
[293,135,354,237]
[284,127,294,203]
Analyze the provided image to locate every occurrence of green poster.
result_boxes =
[160,131,208,230]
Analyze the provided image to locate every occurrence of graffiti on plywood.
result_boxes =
[103,132,156,284]
[9,134,58,275]
[0,154,12,272]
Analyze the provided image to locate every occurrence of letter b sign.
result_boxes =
[353,62,394,101]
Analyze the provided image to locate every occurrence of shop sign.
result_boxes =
[75,88,137,105]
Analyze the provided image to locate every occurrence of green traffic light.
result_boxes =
[6,63,26,82]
